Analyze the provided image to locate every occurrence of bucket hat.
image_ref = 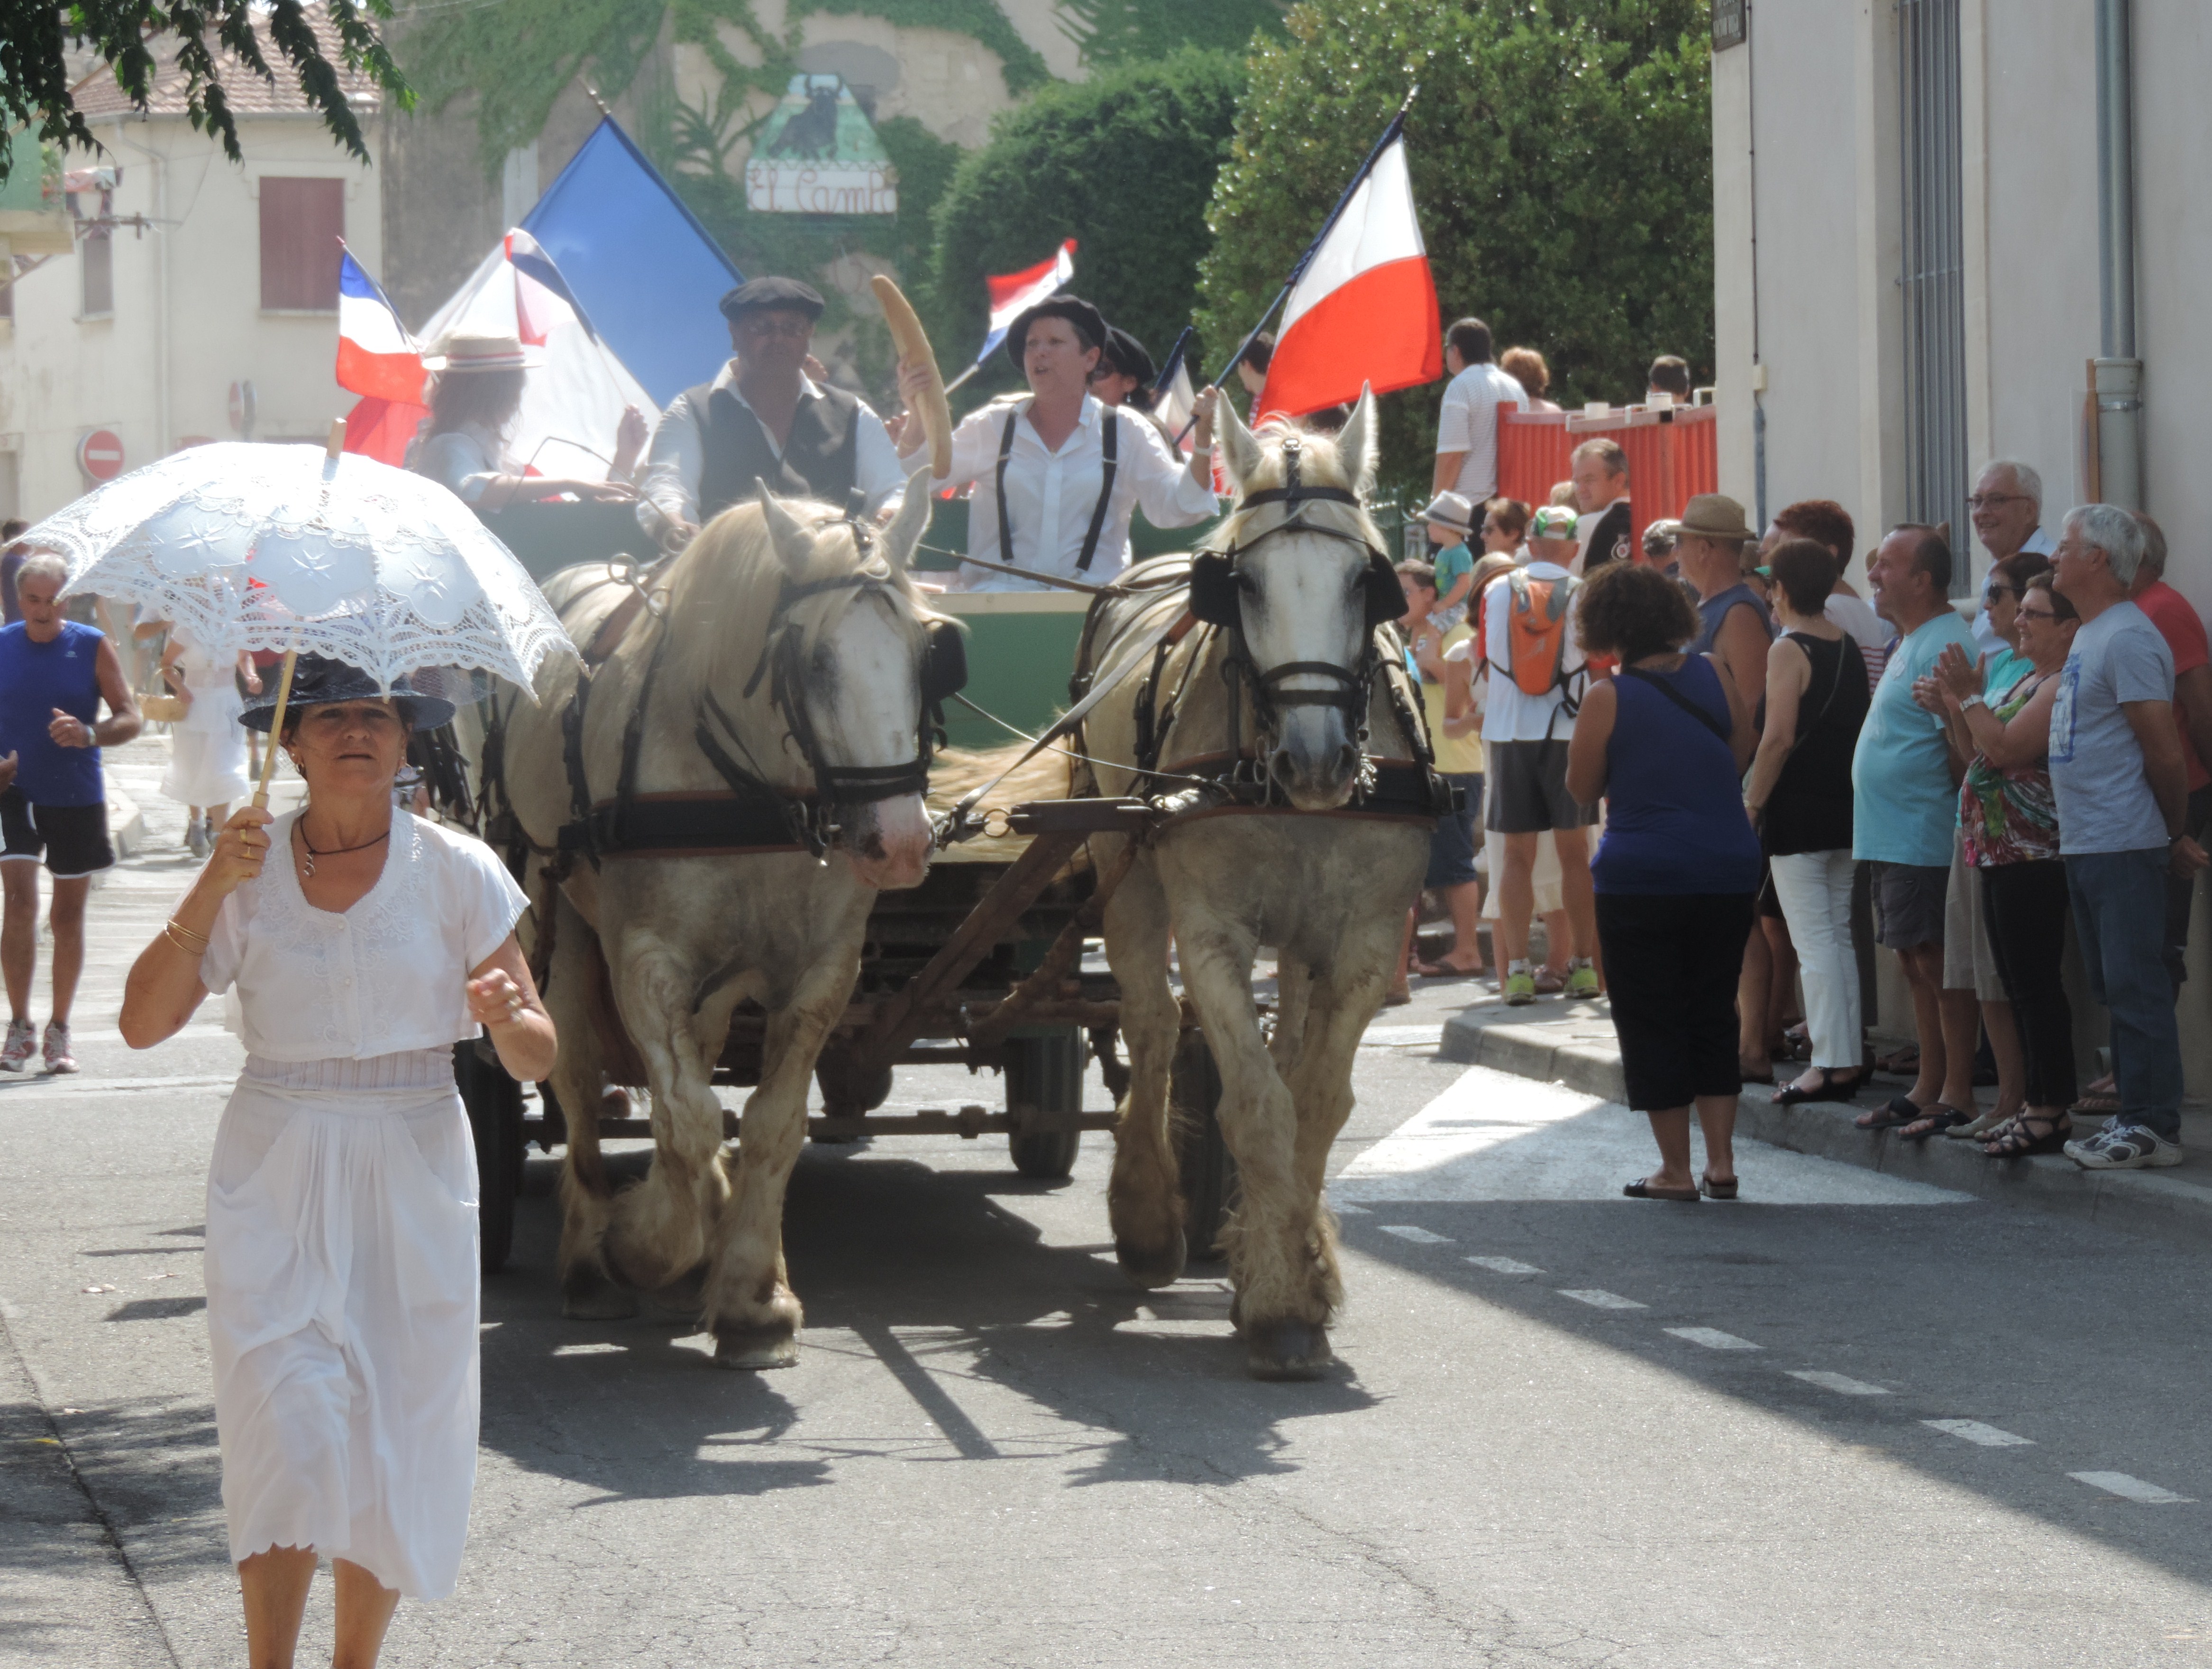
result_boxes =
[1421,490,1479,536]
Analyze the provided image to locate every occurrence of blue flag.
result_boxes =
[521,119,744,408]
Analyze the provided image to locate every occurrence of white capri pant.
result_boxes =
[1769,848,1863,1071]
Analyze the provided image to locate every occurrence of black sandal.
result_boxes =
[1982,1113,2071,1158]
[1856,1095,1925,1130]
[1700,1174,1739,1200]
[1773,1069,1869,1107]
[1897,1104,1974,1142]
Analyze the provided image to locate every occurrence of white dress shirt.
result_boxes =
[409,421,507,505]
[1435,360,1530,502]
[913,393,1218,591]
[1971,523,2057,649]
[638,360,907,532]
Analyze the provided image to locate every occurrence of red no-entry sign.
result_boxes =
[78,429,125,482]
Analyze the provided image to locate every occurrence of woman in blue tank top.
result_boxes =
[1566,562,1760,1201]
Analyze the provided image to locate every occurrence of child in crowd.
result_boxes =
[1421,491,1480,628]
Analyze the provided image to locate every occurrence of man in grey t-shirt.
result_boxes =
[2047,505,2207,1169]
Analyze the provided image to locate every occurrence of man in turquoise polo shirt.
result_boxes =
[1851,525,1974,1127]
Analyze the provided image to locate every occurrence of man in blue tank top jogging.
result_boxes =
[0,554,142,1073]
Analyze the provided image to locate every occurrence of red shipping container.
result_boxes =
[1492,402,1719,550]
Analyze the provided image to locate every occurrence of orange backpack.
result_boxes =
[1490,568,1582,704]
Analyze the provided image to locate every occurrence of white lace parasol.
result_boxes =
[26,441,573,693]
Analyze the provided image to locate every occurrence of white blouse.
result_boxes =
[199,810,528,1062]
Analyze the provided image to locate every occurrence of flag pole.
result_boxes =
[1177,83,1422,445]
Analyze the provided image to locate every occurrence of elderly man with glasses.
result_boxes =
[1968,460,2054,653]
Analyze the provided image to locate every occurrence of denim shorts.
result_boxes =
[1425,771,1483,889]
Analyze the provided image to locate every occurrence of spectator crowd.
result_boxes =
[1400,316,2208,1197]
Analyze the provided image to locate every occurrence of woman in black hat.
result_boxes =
[119,658,555,1668]
[895,296,1220,591]
[1090,325,1158,412]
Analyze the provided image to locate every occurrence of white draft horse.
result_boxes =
[485,480,950,1367]
[1075,389,1435,1378]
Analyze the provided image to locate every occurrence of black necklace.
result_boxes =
[296,818,390,878]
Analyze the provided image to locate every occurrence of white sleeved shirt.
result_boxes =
[1434,361,1530,502]
[198,811,529,1063]
[637,360,907,530]
[910,393,1219,592]
[409,422,507,505]
[1478,559,1587,743]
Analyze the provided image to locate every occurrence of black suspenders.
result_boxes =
[995,406,1120,573]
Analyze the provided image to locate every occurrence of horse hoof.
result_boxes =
[712,1321,799,1371]
[1244,1318,1333,1381]
[561,1266,640,1321]
[1114,1235,1186,1291]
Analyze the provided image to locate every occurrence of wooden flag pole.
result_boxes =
[250,418,346,809]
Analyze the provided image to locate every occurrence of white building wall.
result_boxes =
[0,114,379,523]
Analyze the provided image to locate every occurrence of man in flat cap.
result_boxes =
[636,275,907,549]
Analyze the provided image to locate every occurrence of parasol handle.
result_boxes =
[251,649,299,811]
[326,418,346,459]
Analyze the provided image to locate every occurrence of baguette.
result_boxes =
[872,275,953,479]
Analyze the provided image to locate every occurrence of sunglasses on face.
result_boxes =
[1985,584,2020,600]
[2017,606,2059,622]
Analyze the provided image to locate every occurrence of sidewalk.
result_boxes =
[1438,991,2212,1250]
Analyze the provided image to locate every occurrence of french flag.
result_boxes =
[1257,135,1442,419]
[975,238,1077,367]
[335,247,428,465]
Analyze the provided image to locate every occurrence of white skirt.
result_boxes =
[204,1051,479,1600]
[162,681,249,807]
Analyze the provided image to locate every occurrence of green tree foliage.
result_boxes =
[923,48,1244,410]
[1056,0,1287,68]
[0,0,410,178]
[1197,0,1712,495]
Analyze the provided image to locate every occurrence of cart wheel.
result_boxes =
[1171,1030,1234,1260]
[456,1041,525,1274]
[1006,1028,1084,1179]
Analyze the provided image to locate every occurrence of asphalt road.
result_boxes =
[4,743,2210,1666]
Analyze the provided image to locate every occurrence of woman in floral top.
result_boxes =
[1933,573,2080,1156]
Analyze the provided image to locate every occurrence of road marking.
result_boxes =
[550,1342,625,1357]
[1923,1419,2034,1447]
[1331,1202,1368,1215]
[1465,1256,1543,1275]
[0,1073,237,1098]
[1557,1289,1645,1310]
[1787,1370,1890,1396]
[1378,1225,1450,1244]
[1666,1327,1758,1350]
[2069,1471,2192,1504]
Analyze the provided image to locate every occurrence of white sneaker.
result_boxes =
[0,1018,33,1072]
[2064,1124,2184,1169]
[40,1022,76,1075]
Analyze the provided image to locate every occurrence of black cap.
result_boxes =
[239,656,457,733]
[1100,324,1156,388]
[1003,294,1107,369]
[719,276,826,322]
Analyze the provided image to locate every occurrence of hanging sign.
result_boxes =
[744,74,897,216]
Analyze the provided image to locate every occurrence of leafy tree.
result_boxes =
[923,48,1245,411]
[1057,0,1288,68]
[0,0,411,178]
[1196,0,1712,497]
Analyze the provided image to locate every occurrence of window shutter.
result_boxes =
[259,178,346,311]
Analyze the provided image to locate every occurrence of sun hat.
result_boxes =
[1004,295,1108,369]
[239,656,457,733]
[420,330,542,373]
[1672,493,1757,544]
[719,276,826,322]
[1421,490,1479,536]
[1529,505,1580,541]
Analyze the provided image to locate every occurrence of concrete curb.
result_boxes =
[1440,1006,2212,1250]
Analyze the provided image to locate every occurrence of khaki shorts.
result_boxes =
[1942,833,2007,1000]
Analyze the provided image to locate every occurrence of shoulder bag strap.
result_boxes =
[1618,662,1729,743]
[1074,410,1119,573]
[995,409,1020,569]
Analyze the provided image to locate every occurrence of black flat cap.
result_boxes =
[1004,294,1107,369]
[1101,325,1156,388]
[720,276,826,321]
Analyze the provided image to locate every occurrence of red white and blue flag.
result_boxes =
[975,238,1077,367]
[1257,135,1441,419]
[334,247,429,465]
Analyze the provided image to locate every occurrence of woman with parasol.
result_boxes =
[118,657,553,1663]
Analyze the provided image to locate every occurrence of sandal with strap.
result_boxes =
[1856,1095,1925,1130]
[1623,1177,1701,1202]
[1897,1104,1974,1142]
[1982,1112,2071,1158]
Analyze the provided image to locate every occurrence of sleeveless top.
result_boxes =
[0,620,105,806]
[1591,654,1763,896]
[693,380,861,518]
[1690,582,1774,656]
[1960,666,2061,867]
[1762,632,1870,857]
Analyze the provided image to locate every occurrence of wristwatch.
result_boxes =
[1960,693,1987,713]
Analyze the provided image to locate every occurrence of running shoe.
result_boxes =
[0,1018,33,1073]
[40,1021,76,1075]
[1503,969,1537,1006]
[2064,1124,2183,1170]
[185,818,209,857]
[1563,960,1600,1000]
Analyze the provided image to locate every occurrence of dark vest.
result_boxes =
[692,378,861,517]
[1582,499,1634,573]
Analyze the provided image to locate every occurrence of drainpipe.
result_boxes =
[2093,0,2143,510]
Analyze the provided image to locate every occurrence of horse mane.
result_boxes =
[650,495,945,720]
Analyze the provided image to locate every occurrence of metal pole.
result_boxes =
[2093,0,2144,509]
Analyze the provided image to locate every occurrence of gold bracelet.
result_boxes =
[164,918,209,955]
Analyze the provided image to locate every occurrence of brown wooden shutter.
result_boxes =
[258,177,345,311]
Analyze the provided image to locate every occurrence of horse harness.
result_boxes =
[521,494,965,870]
